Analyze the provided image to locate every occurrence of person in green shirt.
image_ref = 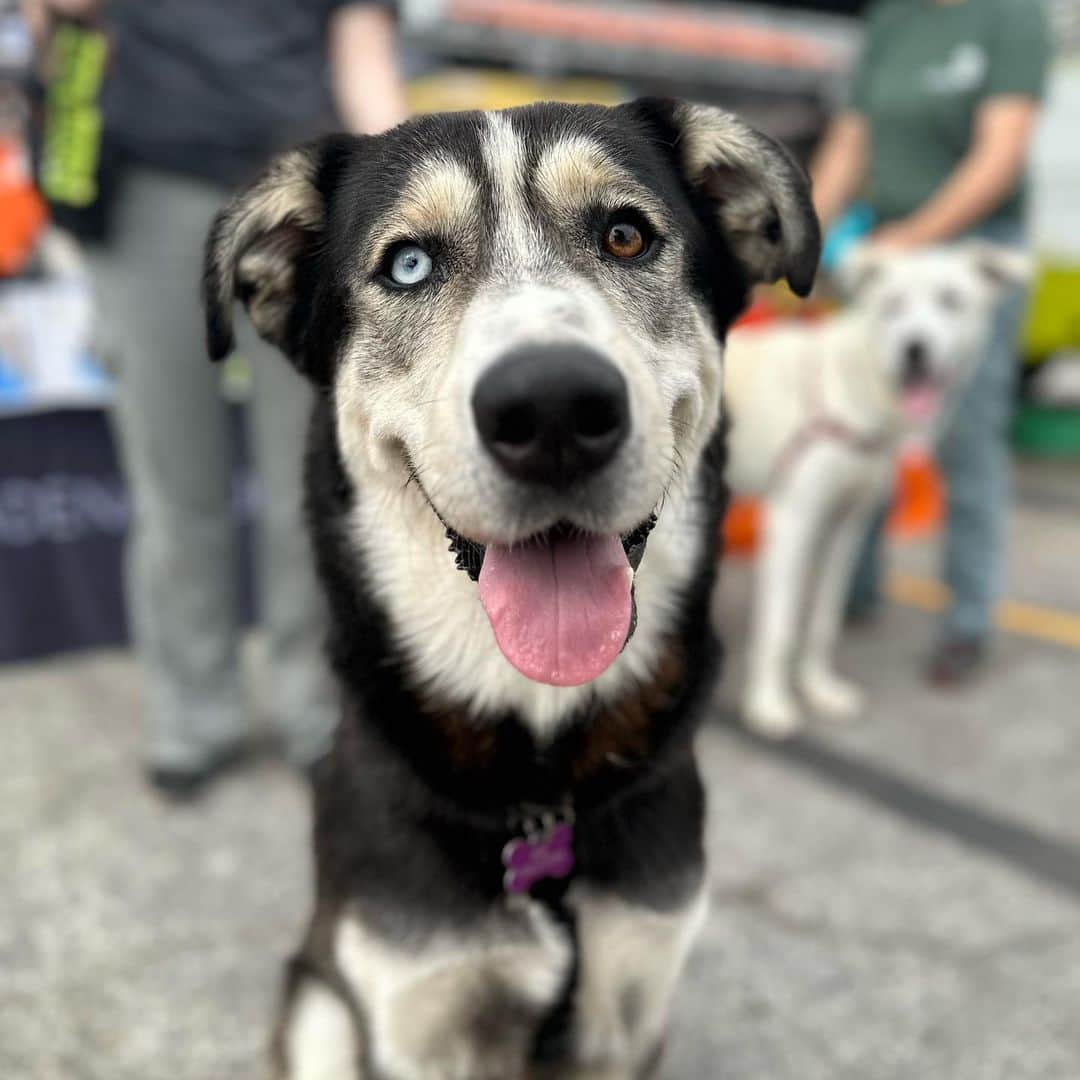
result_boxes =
[811,0,1051,685]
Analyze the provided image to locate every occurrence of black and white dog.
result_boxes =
[204,100,819,1080]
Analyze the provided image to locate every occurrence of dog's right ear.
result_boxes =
[625,98,821,297]
[834,243,888,296]
[203,135,354,376]
[968,242,1034,289]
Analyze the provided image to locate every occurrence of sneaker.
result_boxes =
[146,741,253,803]
[925,636,988,688]
[844,598,882,629]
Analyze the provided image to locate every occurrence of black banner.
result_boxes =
[0,408,255,663]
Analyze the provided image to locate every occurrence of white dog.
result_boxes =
[724,243,1030,739]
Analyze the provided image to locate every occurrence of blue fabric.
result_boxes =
[938,256,1026,638]
[822,205,876,274]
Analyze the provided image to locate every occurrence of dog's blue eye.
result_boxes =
[389,245,432,287]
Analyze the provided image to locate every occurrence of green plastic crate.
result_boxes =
[1013,402,1080,458]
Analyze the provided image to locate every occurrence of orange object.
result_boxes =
[887,449,944,539]
[0,138,48,277]
[722,498,762,556]
[731,297,777,331]
[731,286,833,333]
[721,454,944,558]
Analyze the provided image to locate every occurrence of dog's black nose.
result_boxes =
[902,340,930,387]
[472,345,629,488]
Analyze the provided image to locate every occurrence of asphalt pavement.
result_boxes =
[4,461,1079,1080]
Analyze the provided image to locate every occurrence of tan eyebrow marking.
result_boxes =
[367,155,481,266]
[534,135,668,223]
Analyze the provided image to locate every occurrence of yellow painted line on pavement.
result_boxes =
[887,572,1080,652]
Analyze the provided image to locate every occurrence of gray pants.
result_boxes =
[90,168,337,771]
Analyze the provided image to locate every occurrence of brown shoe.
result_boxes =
[925,636,988,688]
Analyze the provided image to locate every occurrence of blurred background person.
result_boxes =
[25,0,408,798]
[811,0,1051,686]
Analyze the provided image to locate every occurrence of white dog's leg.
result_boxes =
[797,502,875,722]
[743,486,825,739]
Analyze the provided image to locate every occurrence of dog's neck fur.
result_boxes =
[820,310,906,445]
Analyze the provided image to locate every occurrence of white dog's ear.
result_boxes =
[627,99,821,297]
[968,242,1034,288]
[834,243,889,296]
[203,134,356,379]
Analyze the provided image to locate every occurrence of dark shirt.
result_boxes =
[102,0,387,186]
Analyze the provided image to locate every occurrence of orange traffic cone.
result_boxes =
[888,449,944,539]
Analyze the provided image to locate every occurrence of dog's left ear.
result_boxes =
[628,99,821,297]
[968,242,1034,289]
[203,134,356,379]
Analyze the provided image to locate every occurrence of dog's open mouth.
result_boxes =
[444,517,657,687]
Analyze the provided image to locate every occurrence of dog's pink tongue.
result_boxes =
[903,384,940,423]
[478,533,632,687]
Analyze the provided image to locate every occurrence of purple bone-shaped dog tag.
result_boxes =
[502,821,575,895]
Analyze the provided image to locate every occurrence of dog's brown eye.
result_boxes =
[938,288,964,311]
[603,221,646,260]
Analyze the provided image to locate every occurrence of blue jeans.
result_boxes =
[848,224,1028,640]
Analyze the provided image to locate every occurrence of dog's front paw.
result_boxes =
[397,1041,526,1080]
[742,689,803,740]
[427,1045,523,1080]
[801,670,865,722]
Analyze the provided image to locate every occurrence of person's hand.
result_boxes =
[870,221,928,251]
[329,4,409,135]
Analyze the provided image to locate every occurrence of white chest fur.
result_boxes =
[349,469,707,741]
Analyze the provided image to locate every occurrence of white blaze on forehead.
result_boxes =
[482,112,542,269]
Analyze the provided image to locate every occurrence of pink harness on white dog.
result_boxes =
[765,352,890,493]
